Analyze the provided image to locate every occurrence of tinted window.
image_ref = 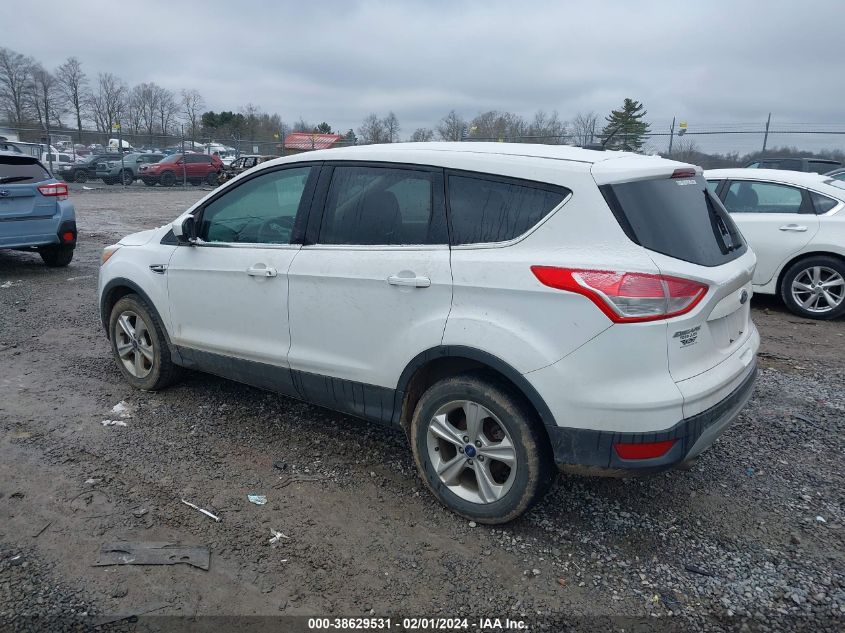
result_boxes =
[808,161,839,174]
[706,180,721,193]
[724,181,803,214]
[601,176,746,267]
[200,167,312,244]
[0,157,50,183]
[811,191,839,214]
[319,166,444,245]
[448,174,568,245]
[186,154,210,164]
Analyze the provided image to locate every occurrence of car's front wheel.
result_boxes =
[410,373,554,524]
[781,255,845,320]
[109,294,181,391]
[206,172,219,186]
[74,171,87,183]
[120,169,134,185]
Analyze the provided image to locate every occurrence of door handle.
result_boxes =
[247,265,277,277]
[388,274,431,288]
[779,224,808,232]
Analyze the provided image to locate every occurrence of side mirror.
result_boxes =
[173,216,197,245]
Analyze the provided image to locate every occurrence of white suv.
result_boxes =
[98,143,759,523]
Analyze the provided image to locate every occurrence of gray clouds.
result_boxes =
[3,0,841,140]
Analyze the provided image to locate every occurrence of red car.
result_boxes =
[139,153,222,187]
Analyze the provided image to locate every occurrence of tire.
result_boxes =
[38,244,74,267]
[74,171,88,183]
[410,372,554,524]
[206,172,219,186]
[109,294,181,391]
[159,171,176,187]
[780,255,845,320]
[120,169,134,185]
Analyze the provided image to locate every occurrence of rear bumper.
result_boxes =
[548,362,757,475]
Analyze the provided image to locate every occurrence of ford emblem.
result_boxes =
[739,289,749,305]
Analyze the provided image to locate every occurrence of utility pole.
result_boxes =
[762,112,771,154]
[181,125,186,189]
[668,117,676,156]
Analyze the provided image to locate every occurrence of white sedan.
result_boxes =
[705,168,845,319]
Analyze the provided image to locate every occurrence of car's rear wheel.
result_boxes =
[38,244,74,267]
[159,171,176,187]
[781,255,845,320]
[410,373,554,524]
[120,169,134,185]
[74,171,87,183]
[109,294,181,391]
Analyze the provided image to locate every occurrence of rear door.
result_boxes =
[0,156,55,221]
[720,179,819,285]
[286,163,451,415]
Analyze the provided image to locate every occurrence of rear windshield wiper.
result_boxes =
[0,176,34,184]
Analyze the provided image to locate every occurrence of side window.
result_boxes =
[447,173,570,245]
[811,191,839,214]
[318,166,444,245]
[243,157,256,168]
[706,180,721,193]
[724,181,803,214]
[808,161,836,174]
[199,166,312,245]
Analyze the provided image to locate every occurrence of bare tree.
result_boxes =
[291,117,314,133]
[410,127,434,142]
[56,57,88,141]
[155,86,178,137]
[0,47,35,126]
[125,87,144,136]
[571,111,598,147]
[437,110,466,141]
[28,65,64,132]
[357,113,387,144]
[469,111,527,140]
[526,110,567,144]
[383,111,400,143]
[669,137,701,163]
[181,89,204,141]
[88,72,127,134]
[240,103,260,141]
[132,83,159,142]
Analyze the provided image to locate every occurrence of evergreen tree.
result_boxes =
[600,98,650,152]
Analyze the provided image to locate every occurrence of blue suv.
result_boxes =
[0,152,77,266]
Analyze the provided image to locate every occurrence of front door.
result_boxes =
[287,164,452,420]
[721,179,819,285]
[166,164,318,391]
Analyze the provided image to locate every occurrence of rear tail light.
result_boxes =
[61,231,75,243]
[614,439,676,460]
[531,267,708,323]
[37,182,69,200]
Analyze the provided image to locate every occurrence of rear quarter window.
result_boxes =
[447,172,570,245]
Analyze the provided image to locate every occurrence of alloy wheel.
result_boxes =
[791,266,845,314]
[426,400,517,504]
[114,310,155,378]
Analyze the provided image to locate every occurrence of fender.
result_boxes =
[100,277,183,364]
[392,345,557,430]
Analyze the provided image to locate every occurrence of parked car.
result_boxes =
[99,143,759,523]
[218,154,276,183]
[40,152,80,171]
[96,153,165,185]
[825,167,845,182]
[138,153,222,186]
[744,157,841,174]
[56,153,122,183]
[706,168,845,319]
[0,152,77,266]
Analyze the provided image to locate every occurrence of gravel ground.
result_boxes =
[0,186,843,632]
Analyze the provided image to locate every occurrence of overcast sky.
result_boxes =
[5,0,843,152]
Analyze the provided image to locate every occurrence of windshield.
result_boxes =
[161,154,181,164]
[0,157,51,183]
[600,175,746,267]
